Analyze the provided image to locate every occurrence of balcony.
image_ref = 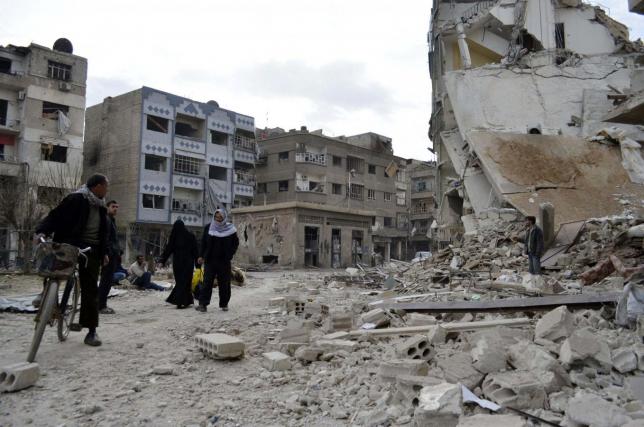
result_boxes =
[171,199,202,216]
[0,155,21,177]
[295,152,326,166]
[233,134,256,152]
[234,170,256,186]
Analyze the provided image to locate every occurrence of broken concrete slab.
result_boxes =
[0,362,40,392]
[413,383,462,427]
[406,313,437,326]
[427,325,447,345]
[612,347,638,373]
[456,414,529,427]
[435,352,484,390]
[396,335,434,361]
[559,328,611,369]
[470,332,507,374]
[294,346,323,363]
[261,352,291,371]
[195,333,245,360]
[379,359,429,383]
[315,339,358,353]
[278,326,310,344]
[323,311,354,333]
[565,390,632,427]
[360,308,390,328]
[535,306,574,342]
[482,370,547,409]
[508,341,571,392]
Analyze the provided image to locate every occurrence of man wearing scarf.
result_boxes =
[196,208,239,312]
[36,174,110,346]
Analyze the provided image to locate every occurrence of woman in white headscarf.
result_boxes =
[195,208,239,312]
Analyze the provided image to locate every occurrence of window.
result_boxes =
[0,58,11,74]
[146,115,169,133]
[144,154,167,172]
[41,144,67,163]
[397,213,408,229]
[210,130,227,145]
[332,183,342,195]
[367,189,376,200]
[397,191,406,206]
[175,121,199,138]
[173,154,201,176]
[279,180,289,192]
[396,169,406,182]
[42,101,69,119]
[346,156,364,174]
[555,23,565,49]
[348,183,364,200]
[0,99,7,126]
[383,217,393,228]
[257,183,267,194]
[209,165,227,180]
[384,192,392,202]
[415,180,427,192]
[142,194,165,209]
[0,144,5,161]
[47,60,71,81]
[332,155,342,167]
[279,151,289,161]
[368,164,376,174]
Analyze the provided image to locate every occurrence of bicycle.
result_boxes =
[27,239,90,363]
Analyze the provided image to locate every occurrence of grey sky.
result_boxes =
[1,0,642,160]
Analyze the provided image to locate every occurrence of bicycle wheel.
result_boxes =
[27,280,59,363]
[57,274,79,341]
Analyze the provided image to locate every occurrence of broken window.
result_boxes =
[173,154,201,176]
[368,164,376,174]
[332,155,342,167]
[146,115,169,133]
[0,58,10,74]
[41,144,67,163]
[346,156,364,174]
[42,101,69,119]
[144,154,167,172]
[208,165,227,180]
[210,130,227,145]
[279,151,289,161]
[142,194,165,209]
[367,189,376,200]
[47,60,71,81]
[347,183,364,201]
[257,182,267,194]
[555,23,565,49]
[0,99,7,126]
[332,183,342,195]
[278,180,289,192]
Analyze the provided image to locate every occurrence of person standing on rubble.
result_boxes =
[35,174,110,347]
[196,208,239,313]
[524,216,544,275]
[160,219,198,309]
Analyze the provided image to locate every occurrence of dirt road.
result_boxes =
[0,270,361,427]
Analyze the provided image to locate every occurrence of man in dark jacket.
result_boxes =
[97,200,120,314]
[196,209,239,312]
[524,216,544,275]
[35,174,110,346]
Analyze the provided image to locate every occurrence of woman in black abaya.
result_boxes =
[161,219,198,308]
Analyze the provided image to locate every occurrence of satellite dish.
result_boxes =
[53,38,73,54]
[207,100,219,107]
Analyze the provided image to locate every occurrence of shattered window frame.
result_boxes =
[146,115,169,134]
[40,144,67,163]
[144,154,167,172]
[42,101,70,120]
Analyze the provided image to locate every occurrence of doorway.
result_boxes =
[351,230,363,266]
[331,229,341,268]
[304,226,319,267]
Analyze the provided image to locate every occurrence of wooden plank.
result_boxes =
[379,292,620,314]
[340,318,531,339]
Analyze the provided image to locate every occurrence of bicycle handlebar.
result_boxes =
[37,237,91,268]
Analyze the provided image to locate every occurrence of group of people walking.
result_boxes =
[36,173,239,347]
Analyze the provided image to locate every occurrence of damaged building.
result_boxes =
[428,0,644,245]
[233,128,423,268]
[84,87,256,259]
[0,39,87,266]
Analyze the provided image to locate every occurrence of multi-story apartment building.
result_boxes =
[84,87,256,259]
[0,39,87,265]
[232,127,409,268]
[407,159,436,253]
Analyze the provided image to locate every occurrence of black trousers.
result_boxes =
[97,254,116,309]
[200,261,231,308]
[78,248,101,329]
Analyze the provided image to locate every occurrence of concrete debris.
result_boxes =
[195,333,245,360]
[482,370,547,409]
[379,359,429,383]
[565,390,632,427]
[456,414,528,427]
[534,306,574,342]
[435,352,484,390]
[396,335,434,361]
[413,382,462,427]
[0,362,40,392]
[612,347,638,373]
[359,308,390,328]
[261,351,292,371]
[559,328,612,369]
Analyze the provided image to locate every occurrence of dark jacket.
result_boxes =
[36,193,109,257]
[525,225,544,256]
[106,216,120,257]
[161,224,198,267]
[200,225,239,264]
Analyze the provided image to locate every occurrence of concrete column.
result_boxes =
[384,242,391,263]
[539,202,555,249]
[456,22,472,69]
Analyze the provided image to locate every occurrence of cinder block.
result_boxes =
[278,327,310,344]
[195,333,245,360]
[393,375,443,407]
[269,297,285,307]
[324,311,354,333]
[482,371,547,409]
[0,362,40,392]
[396,335,433,361]
[315,339,358,352]
[295,346,324,362]
[262,351,291,371]
[379,359,428,383]
[360,308,390,327]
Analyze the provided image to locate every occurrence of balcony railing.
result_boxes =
[411,206,429,215]
[171,199,202,215]
[461,0,497,22]
[234,170,256,186]
[233,134,257,152]
[296,152,326,166]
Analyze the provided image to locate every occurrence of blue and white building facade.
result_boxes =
[137,87,256,228]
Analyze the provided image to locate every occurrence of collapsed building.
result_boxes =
[428,0,644,246]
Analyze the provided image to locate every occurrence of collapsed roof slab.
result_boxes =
[582,89,644,140]
[466,131,644,226]
[603,91,644,126]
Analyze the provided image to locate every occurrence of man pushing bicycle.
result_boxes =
[35,174,110,347]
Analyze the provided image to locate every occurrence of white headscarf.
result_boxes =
[208,208,237,238]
